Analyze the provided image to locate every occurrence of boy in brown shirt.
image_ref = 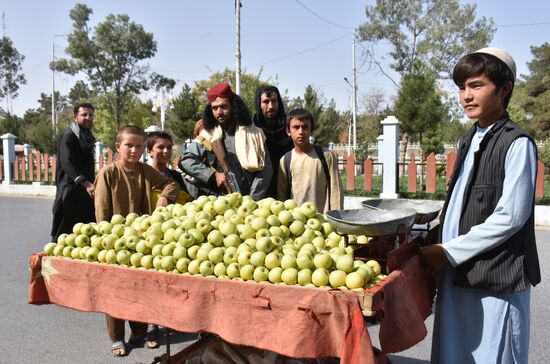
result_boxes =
[94,125,180,356]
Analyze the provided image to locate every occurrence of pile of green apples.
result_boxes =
[43,193,385,290]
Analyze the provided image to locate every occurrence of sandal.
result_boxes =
[129,331,159,349]
[111,340,127,357]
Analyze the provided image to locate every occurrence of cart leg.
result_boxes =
[166,328,171,364]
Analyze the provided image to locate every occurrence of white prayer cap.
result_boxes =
[474,47,516,79]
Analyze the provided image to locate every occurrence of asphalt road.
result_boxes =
[0,196,549,363]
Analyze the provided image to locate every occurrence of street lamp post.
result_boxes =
[344,76,357,153]
[151,84,174,130]
[51,34,65,136]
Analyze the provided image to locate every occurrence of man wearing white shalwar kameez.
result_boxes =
[421,48,541,364]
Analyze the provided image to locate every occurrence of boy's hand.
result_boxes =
[80,180,95,199]
[156,196,169,207]
[419,244,448,275]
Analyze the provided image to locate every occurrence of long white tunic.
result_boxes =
[433,124,536,364]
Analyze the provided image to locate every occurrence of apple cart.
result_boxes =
[28,199,439,364]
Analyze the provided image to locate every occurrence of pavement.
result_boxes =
[1,195,549,363]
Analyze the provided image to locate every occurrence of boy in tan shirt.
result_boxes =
[94,125,180,356]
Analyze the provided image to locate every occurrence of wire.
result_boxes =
[497,21,550,27]
[294,0,355,30]
[246,32,350,68]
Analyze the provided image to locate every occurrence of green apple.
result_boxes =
[223,249,238,265]
[289,220,305,236]
[219,221,237,236]
[313,252,333,269]
[296,253,314,270]
[130,252,144,267]
[161,256,176,271]
[195,195,210,209]
[240,264,255,280]
[202,201,216,216]
[194,211,212,222]
[116,250,131,265]
[270,236,284,250]
[264,251,282,269]
[299,243,317,256]
[329,270,347,288]
[282,245,298,257]
[196,247,211,261]
[281,254,297,269]
[229,214,244,225]
[44,242,57,256]
[366,260,382,276]
[187,259,202,274]
[176,257,190,273]
[136,240,151,254]
[321,222,334,237]
[85,247,99,261]
[90,235,103,250]
[293,236,308,250]
[353,259,365,269]
[223,207,237,220]
[270,200,285,215]
[237,251,252,265]
[187,245,200,260]
[111,224,125,238]
[268,267,283,283]
[125,236,139,251]
[214,262,227,277]
[152,255,163,270]
[277,210,293,226]
[268,226,284,238]
[237,242,253,254]
[226,262,241,278]
[72,222,84,235]
[207,229,224,246]
[161,242,176,256]
[336,255,354,273]
[255,237,273,253]
[281,268,299,285]
[213,197,230,215]
[298,269,313,286]
[329,246,346,257]
[283,199,297,210]
[238,225,255,240]
[223,234,241,248]
[195,218,212,235]
[280,225,291,238]
[65,233,76,247]
[75,234,90,248]
[111,214,126,225]
[178,232,195,248]
[250,217,268,231]
[356,264,373,282]
[188,229,205,244]
[151,244,163,257]
[266,215,280,227]
[291,210,307,223]
[172,246,187,260]
[208,247,225,264]
[160,219,176,233]
[105,249,118,264]
[253,266,269,282]
[306,218,322,231]
[311,268,330,287]
[299,202,318,218]
[346,271,365,289]
[80,223,95,236]
[237,205,253,218]
[181,215,196,230]
[114,238,127,252]
[62,245,74,258]
[250,251,267,267]
[312,236,326,250]
[98,249,108,263]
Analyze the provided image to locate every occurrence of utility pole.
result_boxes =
[1,11,9,113]
[352,29,357,151]
[235,0,241,95]
[151,84,174,131]
[51,34,65,136]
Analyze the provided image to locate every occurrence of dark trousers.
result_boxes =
[105,314,148,342]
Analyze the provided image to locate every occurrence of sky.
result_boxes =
[1,0,549,117]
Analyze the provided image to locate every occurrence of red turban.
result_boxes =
[207,82,234,103]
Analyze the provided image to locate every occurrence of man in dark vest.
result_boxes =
[51,103,96,241]
[252,85,293,198]
[420,48,541,363]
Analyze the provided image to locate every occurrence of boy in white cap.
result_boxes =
[420,48,541,363]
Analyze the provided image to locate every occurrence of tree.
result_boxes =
[356,89,388,157]
[521,43,550,139]
[68,80,93,104]
[169,84,201,143]
[358,0,495,82]
[52,4,157,130]
[0,36,26,110]
[394,62,445,165]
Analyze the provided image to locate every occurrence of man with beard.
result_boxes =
[252,85,293,198]
[179,82,272,200]
[51,103,96,241]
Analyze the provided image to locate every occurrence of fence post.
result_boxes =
[95,141,104,171]
[1,133,17,184]
[364,158,373,191]
[407,152,417,193]
[536,160,544,198]
[426,153,436,193]
[36,151,42,182]
[44,154,50,183]
[380,116,400,199]
[446,151,456,191]
[346,153,355,191]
